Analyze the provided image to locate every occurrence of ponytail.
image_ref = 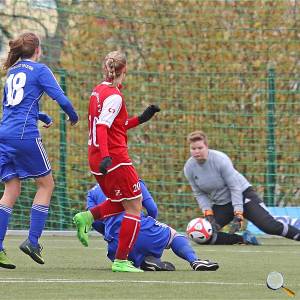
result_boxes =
[3,32,40,70]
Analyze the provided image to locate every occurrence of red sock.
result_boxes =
[90,199,124,220]
[115,213,141,260]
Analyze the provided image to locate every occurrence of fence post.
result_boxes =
[264,67,277,206]
[58,69,69,229]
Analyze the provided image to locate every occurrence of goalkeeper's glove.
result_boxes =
[99,156,112,175]
[204,210,221,232]
[138,105,160,124]
[228,211,244,234]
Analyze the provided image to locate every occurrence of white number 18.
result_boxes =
[6,72,27,106]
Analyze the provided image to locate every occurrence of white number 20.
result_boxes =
[6,72,27,106]
[133,182,141,193]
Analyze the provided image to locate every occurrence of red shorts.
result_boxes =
[94,165,141,202]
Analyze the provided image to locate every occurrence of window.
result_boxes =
[30,0,56,9]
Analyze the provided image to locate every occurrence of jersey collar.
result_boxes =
[102,81,123,90]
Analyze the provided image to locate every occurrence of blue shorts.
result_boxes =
[0,138,51,182]
[107,216,171,267]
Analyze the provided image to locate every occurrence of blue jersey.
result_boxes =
[107,216,171,267]
[0,60,78,139]
[86,180,170,267]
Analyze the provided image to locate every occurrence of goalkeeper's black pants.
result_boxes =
[209,187,300,244]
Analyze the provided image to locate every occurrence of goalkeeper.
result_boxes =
[184,130,300,244]
[85,180,219,271]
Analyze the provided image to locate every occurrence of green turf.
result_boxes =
[0,235,299,300]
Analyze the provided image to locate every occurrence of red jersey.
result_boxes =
[88,82,134,175]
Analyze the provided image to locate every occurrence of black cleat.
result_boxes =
[140,256,176,271]
[19,239,44,265]
[190,259,219,271]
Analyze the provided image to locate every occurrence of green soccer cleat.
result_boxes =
[0,250,16,269]
[73,211,93,247]
[112,259,144,273]
[19,239,45,265]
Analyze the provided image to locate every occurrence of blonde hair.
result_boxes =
[3,32,39,70]
[103,51,126,87]
[187,130,208,145]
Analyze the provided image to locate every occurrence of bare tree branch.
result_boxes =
[0,12,49,38]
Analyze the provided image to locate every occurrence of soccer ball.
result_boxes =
[186,217,213,244]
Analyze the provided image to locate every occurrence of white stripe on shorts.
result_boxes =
[35,138,51,170]
[90,162,133,176]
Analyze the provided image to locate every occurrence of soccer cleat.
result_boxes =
[0,250,16,269]
[140,256,176,271]
[73,211,93,247]
[190,259,219,271]
[19,239,44,265]
[242,230,261,245]
[112,259,144,272]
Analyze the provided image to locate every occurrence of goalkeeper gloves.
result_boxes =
[204,210,221,232]
[229,211,244,234]
[99,156,112,175]
[138,105,160,124]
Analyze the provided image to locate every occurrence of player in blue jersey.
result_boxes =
[86,181,219,271]
[0,32,79,269]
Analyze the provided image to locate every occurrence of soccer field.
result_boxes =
[0,235,299,300]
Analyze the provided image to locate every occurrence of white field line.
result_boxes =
[7,238,92,242]
[6,239,300,254]
[6,230,100,237]
[0,278,266,285]
[0,278,299,288]
[41,246,106,250]
[204,249,300,254]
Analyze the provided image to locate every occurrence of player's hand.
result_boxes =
[228,211,243,234]
[70,120,78,126]
[43,121,53,128]
[205,215,221,232]
[138,105,160,124]
[99,156,112,175]
[204,210,221,232]
[68,113,79,126]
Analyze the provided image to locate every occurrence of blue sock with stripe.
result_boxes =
[170,235,198,263]
[29,204,49,247]
[0,204,13,251]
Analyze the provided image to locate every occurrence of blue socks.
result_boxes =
[29,204,49,247]
[0,204,13,251]
[0,203,49,250]
[170,235,198,263]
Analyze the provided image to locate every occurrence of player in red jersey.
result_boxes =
[73,51,160,272]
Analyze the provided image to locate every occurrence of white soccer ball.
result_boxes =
[186,217,213,244]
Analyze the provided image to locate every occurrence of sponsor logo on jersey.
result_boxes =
[115,189,122,196]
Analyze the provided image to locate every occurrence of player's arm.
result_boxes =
[96,95,122,174]
[218,154,244,232]
[140,179,158,219]
[125,105,160,130]
[184,165,212,212]
[184,165,220,230]
[218,154,244,214]
[38,65,79,125]
[38,112,53,128]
